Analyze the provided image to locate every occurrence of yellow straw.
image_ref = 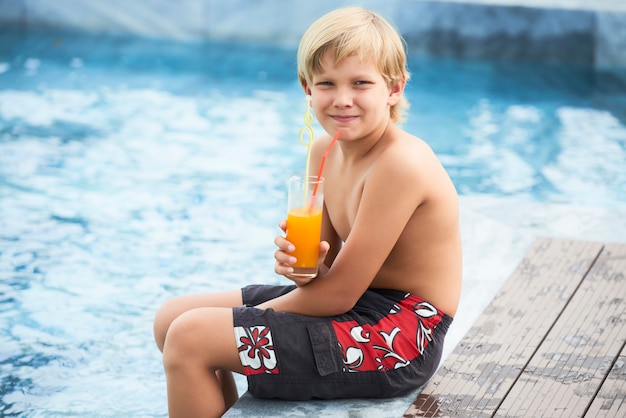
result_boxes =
[299,95,315,184]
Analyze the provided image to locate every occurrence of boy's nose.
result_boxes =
[333,88,353,107]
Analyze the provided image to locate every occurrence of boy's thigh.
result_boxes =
[166,306,245,374]
[158,289,243,326]
[179,289,244,309]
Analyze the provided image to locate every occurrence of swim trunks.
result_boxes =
[232,284,452,400]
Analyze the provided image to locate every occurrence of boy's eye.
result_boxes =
[354,80,373,86]
[316,81,333,86]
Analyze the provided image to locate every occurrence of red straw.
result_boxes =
[309,130,340,209]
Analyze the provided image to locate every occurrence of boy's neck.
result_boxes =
[339,121,396,164]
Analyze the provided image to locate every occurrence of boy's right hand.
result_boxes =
[274,219,329,286]
[274,219,297,277]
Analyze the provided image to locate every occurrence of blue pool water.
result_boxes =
[1,28,626,417]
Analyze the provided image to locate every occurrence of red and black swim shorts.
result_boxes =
[233,284,453,400]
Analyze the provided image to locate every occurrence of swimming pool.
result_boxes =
[1,28,625,417]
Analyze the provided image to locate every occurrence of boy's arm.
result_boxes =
[257,148,424,316]
[320,203,342,270]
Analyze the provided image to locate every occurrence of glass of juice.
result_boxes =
[286,175,324,279]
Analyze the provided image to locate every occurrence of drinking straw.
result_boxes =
[299,95,315,183]
[308,130,341,210]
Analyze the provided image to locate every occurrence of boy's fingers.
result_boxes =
[274,236,295,252]
[274,249,296,265]
[275,262,294,276]
[319,241,330,257]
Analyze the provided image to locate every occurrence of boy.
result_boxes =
[153,7,462,417]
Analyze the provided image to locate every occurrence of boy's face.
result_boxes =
[305,53,404,140]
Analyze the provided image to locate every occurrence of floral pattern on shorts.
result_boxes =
[234,325,279,376]
[331,294,444,373]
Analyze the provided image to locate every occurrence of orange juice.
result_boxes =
[286,206,323,273]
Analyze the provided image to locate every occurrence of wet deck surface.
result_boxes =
[405,237,626,417]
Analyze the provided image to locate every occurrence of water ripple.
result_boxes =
[1,33,625,416]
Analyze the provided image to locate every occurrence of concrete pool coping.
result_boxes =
[1,0,625,68]
[225,196,626,417]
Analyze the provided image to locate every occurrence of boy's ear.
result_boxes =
[300,79,312,96]
[387,77,406,106]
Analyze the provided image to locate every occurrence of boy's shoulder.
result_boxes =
[385,124,427,148]
[382,128,437,166]
[373,129,449,191]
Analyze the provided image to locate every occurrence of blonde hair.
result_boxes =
[297,7,410,122]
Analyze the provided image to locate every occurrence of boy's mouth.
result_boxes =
[331,115,358,123]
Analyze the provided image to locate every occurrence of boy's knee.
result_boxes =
[162,308,240,372]
[153,299,179,352]
[161,312,206,370]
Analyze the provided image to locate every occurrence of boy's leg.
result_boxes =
[216,368,238,411]
[153,290,243,352]
[154,290,244,417]
[163,306,245,418]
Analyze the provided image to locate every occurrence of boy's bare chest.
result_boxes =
[324,167,366,241]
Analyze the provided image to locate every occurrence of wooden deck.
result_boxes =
[404,237,626,417]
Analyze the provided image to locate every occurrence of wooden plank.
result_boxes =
[403,238,604,417]
[496,243,626,417]
[585,351,626,417]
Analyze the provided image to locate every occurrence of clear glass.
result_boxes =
[286,175,324,278]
